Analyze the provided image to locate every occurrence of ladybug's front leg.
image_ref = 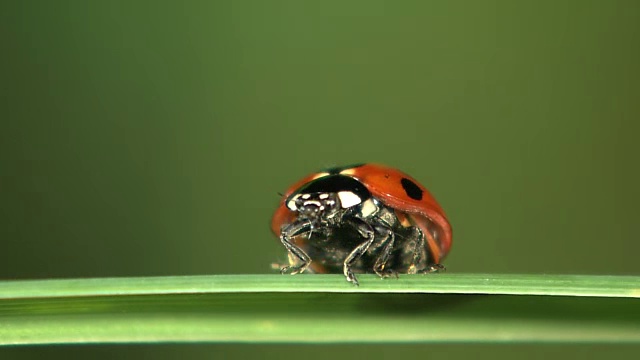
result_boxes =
[343,219,375,286]
[279,220,312,275]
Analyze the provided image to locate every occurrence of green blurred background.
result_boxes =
[1,0,638,358]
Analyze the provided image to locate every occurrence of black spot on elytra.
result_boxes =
[401,178,423,200]
[325,163,366,175]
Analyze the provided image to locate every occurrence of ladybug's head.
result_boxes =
[288,192,340,221]
[285,175,371,221]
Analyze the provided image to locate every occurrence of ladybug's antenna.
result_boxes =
[277,191,284,197]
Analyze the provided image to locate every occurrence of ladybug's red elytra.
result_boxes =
[271,163,452,285]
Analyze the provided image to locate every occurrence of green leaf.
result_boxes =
[1,274,638,345]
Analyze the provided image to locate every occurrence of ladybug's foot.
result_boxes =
[418,264,446,274]
[343,267,360,286]
[374,266,399,279]
[280,263,309,275]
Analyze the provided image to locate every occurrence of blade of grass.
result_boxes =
[1,274,639,299]
[0,274,639,345]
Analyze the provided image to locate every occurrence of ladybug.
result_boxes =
[271,163,452,285]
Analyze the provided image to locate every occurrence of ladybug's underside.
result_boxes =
[293,219,431,275]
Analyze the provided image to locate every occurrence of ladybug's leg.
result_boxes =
[343,219,375,286]
[372,228,397,278]
[409,225,446,274]
[418,264,446,274]
[279,220,312,275]
[407,226,425,274]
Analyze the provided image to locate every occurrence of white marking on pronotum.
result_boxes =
[359,198,378,217]
[337,191,362,208]
[286,195,299,210]
[340,168,357,176]
[319,193,329,199]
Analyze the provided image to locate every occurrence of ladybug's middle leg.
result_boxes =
[372,227,397,278]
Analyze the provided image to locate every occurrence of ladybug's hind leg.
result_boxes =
[407,225,445,274]
[279,220,312,275]
[417,264,446,273]
[406,226,426,274]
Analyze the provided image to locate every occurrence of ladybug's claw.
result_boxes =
[418,264,446,274]
[344,268,359,286]
[374,268,399,279]
[280,264,309,275]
